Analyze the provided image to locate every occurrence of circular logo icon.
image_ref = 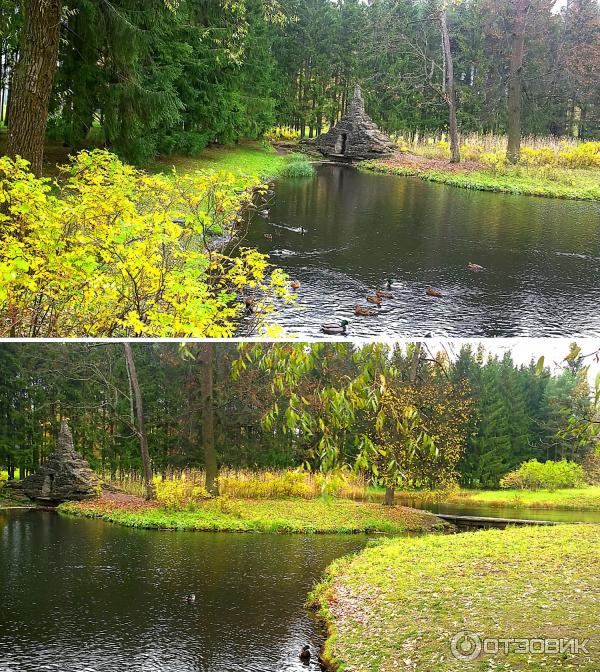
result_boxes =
[451,631,482,661]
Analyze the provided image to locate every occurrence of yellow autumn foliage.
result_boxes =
[0,150,289,337]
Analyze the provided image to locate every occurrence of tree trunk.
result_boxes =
[200,343,219,496]
[506,0,530,165]
[123,343,155,501]
[7,0,61,176]
[440,10,460,164]
[384,487,395,506]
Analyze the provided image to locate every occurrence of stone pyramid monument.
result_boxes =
[22,420,100,503]
[315,85,396,161]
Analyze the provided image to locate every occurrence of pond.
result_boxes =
[0,510,368,672]
[397,498,600,524]
[246,165,600,338]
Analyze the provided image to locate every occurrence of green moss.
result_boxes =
[315,525,600,671]
[58,497,446,535]
[0,483,33,508]
[361,160,600,201]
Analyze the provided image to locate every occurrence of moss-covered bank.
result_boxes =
[0,484,34,508]
[59,494,446,535]
[361,156,600,201]
[313,524,600,671]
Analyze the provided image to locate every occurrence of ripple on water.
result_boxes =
[0,511,368,672]
[244,164,600,337]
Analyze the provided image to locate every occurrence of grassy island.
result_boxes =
[361,154,600,201]
[313,524,600,671]
[59,492,446,535]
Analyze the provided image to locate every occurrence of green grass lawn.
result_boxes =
[313,524,600,671]
[402,487,600,511]
[59,495,447,535]
[150,141,286,180]
[362,159,600,201]
[1,128,286,180]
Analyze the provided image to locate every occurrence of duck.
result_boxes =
[185,594,196,603]
[244,297,255,314]
[367,295,383,305]
[290,280,301,290]
[376,289,395,299]
[258,209,270,218]
[355,305,377,317]
[386,278,393,290]
[299,645,311,663]
[321,320,349,335]
[264,233,273,240]
[426,287,443,298]
[467,262,485,272]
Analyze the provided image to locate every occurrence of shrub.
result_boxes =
[558,141,600,169]
[154,478,211,511]
[582,449,600,485]
[279,153,316,178]
[0,151,290,337]
[264,126,301,143]
[219,470,312,498]
[500,460,586,491]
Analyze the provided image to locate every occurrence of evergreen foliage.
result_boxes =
[2,0,598,165]
[0,343,594,489]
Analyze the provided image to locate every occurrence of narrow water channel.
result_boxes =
[397,498,600,524]
[0,510,368,672]
[245,165,600,338]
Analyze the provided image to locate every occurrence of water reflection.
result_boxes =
[0,510,368,672]
[244,165,600,337]
[397,499,600,524]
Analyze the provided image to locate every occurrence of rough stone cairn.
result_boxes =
[22,420,100,503]
[314,85,396,161]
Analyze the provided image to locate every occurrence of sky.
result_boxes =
[422,338,600,383]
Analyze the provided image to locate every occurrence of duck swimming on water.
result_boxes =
[376,289,395,299]
[185,594,196,603]
[367,295,382,305]
[426,287,443,298]
[299,645,311,663]
[467,262,485,272]
[321,320,349,335]
[355,305,377,317]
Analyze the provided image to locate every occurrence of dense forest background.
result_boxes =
[0,343,594,489]
[1,0,598,164]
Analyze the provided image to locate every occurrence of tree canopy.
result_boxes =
[2,0,598,167]
[0,342,596,491]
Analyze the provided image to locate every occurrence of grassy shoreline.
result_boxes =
[361,156,600,201]
[313,524,600,671]
[399,486,600,511]
[59,494,447,535]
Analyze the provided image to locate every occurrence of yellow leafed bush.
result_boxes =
[0,150,289,337]
[264,126,301,142]
[558,141,600,168]
[154,478,211,510]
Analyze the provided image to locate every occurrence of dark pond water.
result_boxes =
[397,499,600,524]
[246,165,600,338]
[0,510,368,672]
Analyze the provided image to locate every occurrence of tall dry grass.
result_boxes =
[103,467,377,501]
